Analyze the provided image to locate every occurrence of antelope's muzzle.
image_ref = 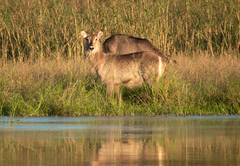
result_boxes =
[89,46,94,51]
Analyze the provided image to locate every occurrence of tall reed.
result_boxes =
[0,0,239,62]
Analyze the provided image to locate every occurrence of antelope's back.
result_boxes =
[104,34,155,54]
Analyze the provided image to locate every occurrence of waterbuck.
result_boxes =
[104,34,177,64]
[81,31,167,99]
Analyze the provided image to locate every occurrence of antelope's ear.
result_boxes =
[97,31,103,39]
[81,31,87,38]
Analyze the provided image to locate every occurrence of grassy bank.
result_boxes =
[0,0,240,116]
[0,53,239,116]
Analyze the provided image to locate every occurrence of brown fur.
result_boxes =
[104,34,177,64]
[81,31,167,99]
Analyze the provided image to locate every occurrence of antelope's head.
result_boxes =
[81,31,103,54]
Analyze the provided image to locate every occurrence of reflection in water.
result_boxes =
[91,137,164,166]
[0,116,240,166]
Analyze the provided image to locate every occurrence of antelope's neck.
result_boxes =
[85,51,104,70]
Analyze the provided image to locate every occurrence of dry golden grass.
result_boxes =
[2,52,239,92]
[171,52,240,85]
[0,57,87,91]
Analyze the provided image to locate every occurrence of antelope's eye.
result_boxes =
[85,37,89,41]
[94,38,98,41]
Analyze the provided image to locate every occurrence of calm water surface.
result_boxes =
[1,115,240,166]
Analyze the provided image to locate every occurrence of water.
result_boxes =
[1,115,240,166]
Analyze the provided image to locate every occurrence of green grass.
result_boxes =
[0,0,240,116]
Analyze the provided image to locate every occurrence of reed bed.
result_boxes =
[0,0,239,116]
[1,0,239,61]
